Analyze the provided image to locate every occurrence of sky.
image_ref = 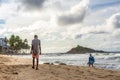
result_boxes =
[0,0,120,53]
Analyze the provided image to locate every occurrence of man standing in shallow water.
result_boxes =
[31,35,41,70]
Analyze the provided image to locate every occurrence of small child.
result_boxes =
[88,54,95,67]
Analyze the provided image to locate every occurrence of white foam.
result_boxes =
[13,53,120,70]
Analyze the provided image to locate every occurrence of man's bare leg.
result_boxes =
[92,64,94,67]
[32,58,35,69]
[36,58,39,70]
[89,64,90,67]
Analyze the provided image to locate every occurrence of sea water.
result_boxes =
[15,53,120,70]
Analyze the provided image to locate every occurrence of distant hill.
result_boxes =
[67,45,105,54]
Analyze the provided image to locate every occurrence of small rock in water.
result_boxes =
[59,63,66,65]
[44,63,53,65]
[44,63,51,64]
[51,63,54,65]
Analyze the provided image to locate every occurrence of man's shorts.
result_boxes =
[88,61,94,65]
[32,53,39,59]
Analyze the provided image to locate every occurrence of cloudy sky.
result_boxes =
[0,0,120,53]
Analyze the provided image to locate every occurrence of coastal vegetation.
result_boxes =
[9,35,30,51]
[0,35,30,54]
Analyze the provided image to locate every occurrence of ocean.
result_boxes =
[15,53,120,70]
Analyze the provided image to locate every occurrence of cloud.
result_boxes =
[0,0,1,6]
[75,34,83,39]
[1,0,120,52]
[106,13,120,29]
[66,13,120,40]
[18,0,46,10]
[57,0,89,26]
[0,1,19,19]
[67,12,120,51]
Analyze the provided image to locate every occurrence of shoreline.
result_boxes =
[0,54,120,71]
[0,55,120,80]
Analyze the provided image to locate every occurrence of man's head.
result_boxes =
[34,35,38,39]
[90,54,92,56]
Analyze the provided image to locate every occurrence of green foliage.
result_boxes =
[9,35,30,51]
[76,45,95,52]
[0,46,2,52]
[22,39,30,49]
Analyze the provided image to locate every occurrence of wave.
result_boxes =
[13,53,120,70]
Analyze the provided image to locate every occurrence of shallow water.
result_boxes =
[14,53,120,70]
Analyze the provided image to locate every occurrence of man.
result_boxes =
[31,35,41,70]
[88,54,95,67]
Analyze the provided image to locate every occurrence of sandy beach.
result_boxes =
[0,55,120,80]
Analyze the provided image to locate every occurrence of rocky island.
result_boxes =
[67,45,105,54]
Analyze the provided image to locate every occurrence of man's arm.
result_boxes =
[30,45,33,54]
[39,40,41,55]
[39,46,41,55]
[93,57,95,62]
[30,40,33,54]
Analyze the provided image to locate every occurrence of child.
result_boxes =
[88,54,95,67]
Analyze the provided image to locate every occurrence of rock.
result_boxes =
[43,63,54,65]
[13,72,18,75]
[67,45,106,54]
[59,63,66,65]
[43,63,51,64]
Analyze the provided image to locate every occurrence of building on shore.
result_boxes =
[0,38,8,51]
